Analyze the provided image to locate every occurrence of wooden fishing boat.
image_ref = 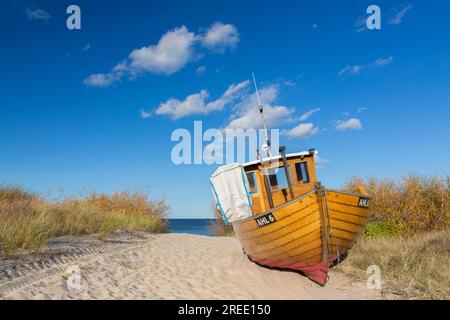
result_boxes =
[209,75,370,286]
[231,148,370,285]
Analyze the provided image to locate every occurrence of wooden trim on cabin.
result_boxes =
[245,170,259,194]
[243,154,314,171]
[244,154,317,214]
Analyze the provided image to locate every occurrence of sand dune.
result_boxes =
[0,233,379,300]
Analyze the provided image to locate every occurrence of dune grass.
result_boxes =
[337,230,450,299]
[336,174,449,299]
[343,174,449,235]
[209,206,234,236]
[0,186,168,256]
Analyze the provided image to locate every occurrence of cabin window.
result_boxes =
[295,161,310,184]
[267,166,290,191]
[245,171,258,194]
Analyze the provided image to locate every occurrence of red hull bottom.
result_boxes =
[247,251,347,286]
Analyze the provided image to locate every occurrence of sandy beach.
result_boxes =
[0,233,380,300]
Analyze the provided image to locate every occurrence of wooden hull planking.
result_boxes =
[326,190,368,258]
[232,188,369,285]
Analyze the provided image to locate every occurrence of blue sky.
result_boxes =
[1,1,449,218]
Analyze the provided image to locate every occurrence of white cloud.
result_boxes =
[155,79,298,154]
[201,84,293,162]
[335,118,362,131]
[285,123,319,138]
[227,105,292,130]
[298,108,320,121]
[357,107,367,114]
[154,80,249,120]
[225,85,293,130]
[388,5,413,25]
[222,80,250,98]
[339,56,393,76]
[196,66,206,76]
[314,155,330,167]
[200,22,239,53]
[202,82,300,160]
[355,4,412,31]
[373,56,393,67]
[84,23,238,87]
[83,60,130,87]
[83,73,118,87]
[155,90,209,120]
[129,26,196,76]
[283,80,297,87]
[83,43,91,51]
[140,109,152,119]
[354,15,367,33]
[339,65,364,76]
[26,9,51,22]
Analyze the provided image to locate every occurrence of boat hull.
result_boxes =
[232,187,369,285]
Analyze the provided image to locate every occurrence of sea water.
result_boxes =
[166,219,216,236]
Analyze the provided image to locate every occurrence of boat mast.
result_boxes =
[252,73,272,157]
[253,73,276,210]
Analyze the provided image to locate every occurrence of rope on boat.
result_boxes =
[321,188,343,269]
[322,190,333,265]
[316,183,333,268]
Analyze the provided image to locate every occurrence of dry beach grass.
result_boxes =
[338,230,450,299]
[0,187,167,256]
[340,175,449,299]
[343,174,449,234]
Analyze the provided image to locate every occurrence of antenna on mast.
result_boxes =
[252,72,272,157]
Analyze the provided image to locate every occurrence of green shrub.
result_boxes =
[363,220,398,238]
